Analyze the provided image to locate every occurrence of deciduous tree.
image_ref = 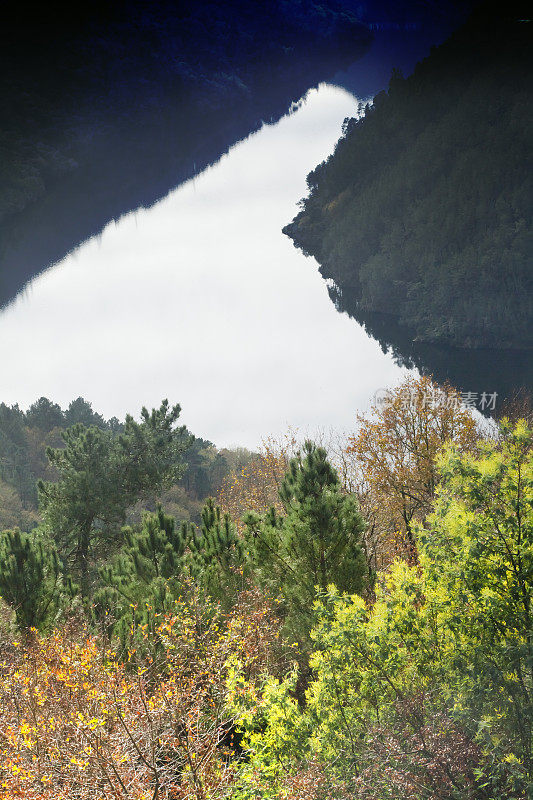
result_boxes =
[232,422,532,799]
[218,434,296,529]
[346,375,478,561]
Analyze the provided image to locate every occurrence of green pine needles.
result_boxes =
[0,529,61,631]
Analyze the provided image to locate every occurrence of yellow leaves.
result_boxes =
[69,755,88,770]
[218,437,292,528]
[17,722,37,751]
[0,595,279,800]
[503,752,520,764]
[33,687,46,706]
[346,375,480,565]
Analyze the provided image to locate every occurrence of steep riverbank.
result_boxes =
[283,0,532,349]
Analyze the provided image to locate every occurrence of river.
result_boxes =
[0,83,486,447]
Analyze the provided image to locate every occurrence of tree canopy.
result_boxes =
[38,401,191,596]
[232,422,533,798]
[244,441,368,649]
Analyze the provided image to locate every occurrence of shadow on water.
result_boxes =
[0,80,331,305]
[329,284,533,406]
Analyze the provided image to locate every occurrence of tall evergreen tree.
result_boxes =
[100,505,188,598]
[244,441,368,646]
[188,498,247,605]
[0,403,34,503]
[0,529,61,631]
[64,397,106,429]
[38,400,191,596]
[25,397,64,432]
[96,506,190,647]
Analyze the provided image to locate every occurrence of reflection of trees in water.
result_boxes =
[0,78,332,308]
[0,1,373,308]
[328,284,533,406]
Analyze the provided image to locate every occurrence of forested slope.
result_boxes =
[284,0,532,348]
[0,380,531,798]
[0,0,372,305]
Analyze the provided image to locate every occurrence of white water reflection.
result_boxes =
[0,84,412,447]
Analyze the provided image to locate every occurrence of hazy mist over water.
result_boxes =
[0,85,410,446]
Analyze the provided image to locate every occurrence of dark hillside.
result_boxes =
[284,0,532,348]
[0,0,372,305]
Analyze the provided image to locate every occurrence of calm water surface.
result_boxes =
[0,85,411,447]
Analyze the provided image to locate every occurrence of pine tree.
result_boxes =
[0,528,61,631]
[96,506,190,653]
[100,505,188,598]
[0,402,35,504]
[187,498,247,605]
[244,441,368,646]
[39,400,191,597]
[64,397,106,429]
[25,397,64,432]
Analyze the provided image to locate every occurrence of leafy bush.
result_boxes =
[231,423,532,799]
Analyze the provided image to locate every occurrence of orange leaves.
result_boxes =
[345,376,479,566]
[0,630,124,799]
[218,432,297,528]
[0,592,279,800]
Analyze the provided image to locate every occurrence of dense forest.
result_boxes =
[0,0,476,307]
[0,396,254,533]
[283,0,533,349]
[0,0,374,305]
[0,378,531,798]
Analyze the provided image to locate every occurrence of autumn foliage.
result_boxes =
[0,384,528,799]
[0,591,280,800]
[345,375,479,564]
[217,434,296,528]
